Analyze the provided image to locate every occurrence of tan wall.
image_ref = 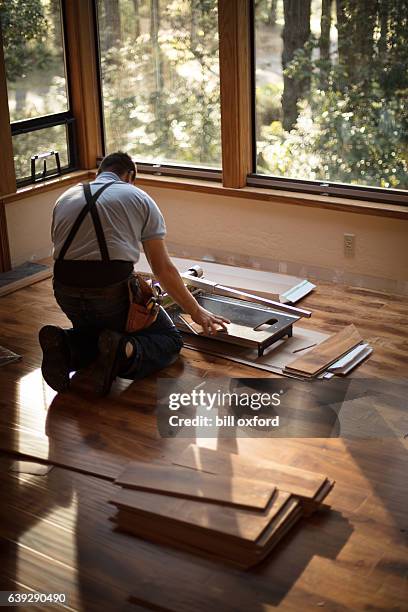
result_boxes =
[145,186,408,293]
[5,186,67,266]
[5,184,408,293]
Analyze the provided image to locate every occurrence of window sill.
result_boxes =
[135,173,408,220]
[2,170,92,204]
[3,169,407,220]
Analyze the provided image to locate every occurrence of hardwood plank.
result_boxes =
[0,277,407,610]
[173,445,331,502]
[110,487,291,544]
[179,313,223,334]
[9,460,53,476]
[180,313,282,348]
[114,499,302,570]
[285,324,363,376]
[115,462,275,510]
[0,468,164,611]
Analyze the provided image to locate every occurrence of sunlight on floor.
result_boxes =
[16,368,55,456]
[16,489,79,606]
[18,368,56,416]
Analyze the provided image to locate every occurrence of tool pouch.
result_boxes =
[125,273,160,333]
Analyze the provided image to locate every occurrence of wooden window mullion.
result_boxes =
[0,25,16,198]
[218,0,253,188]
[0,25,14,271]
[64,0,103,169]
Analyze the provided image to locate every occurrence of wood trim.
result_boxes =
[135,173,408,220]
[0,26,16,198]
[0,201,11,273]
[2,170,92,204]
[0,266,52,297]
[64,0,103,168]
[218,0,253,188]
[2,168,407,220]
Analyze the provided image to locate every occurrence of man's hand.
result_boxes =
[143,239,230,334]
[190,305,230,335]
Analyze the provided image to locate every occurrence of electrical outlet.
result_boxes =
[344,233,355,256]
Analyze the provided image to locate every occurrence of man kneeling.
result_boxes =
[39,152,228,395]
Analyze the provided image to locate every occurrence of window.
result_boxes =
[1,0,76,183]
[0,1,406,203]
[253,0,408,196]
[96,0,221,173]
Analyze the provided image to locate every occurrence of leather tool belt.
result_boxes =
[126,273,161,332]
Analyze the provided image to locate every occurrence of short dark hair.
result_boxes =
[98,151,136,178]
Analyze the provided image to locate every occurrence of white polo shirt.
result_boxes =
[52,171,166,262]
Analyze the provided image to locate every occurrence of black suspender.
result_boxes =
[57,181,115,262]
[84,183,111,262]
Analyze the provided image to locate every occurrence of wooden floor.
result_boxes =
[0,277,407,611]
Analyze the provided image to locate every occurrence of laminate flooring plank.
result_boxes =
[173,444,329,501]
[179,314,279,347]
[285,324,363,376]
[0,463,317,612]
[115,462,275,510]
[110,488,291,543]
[114,500,302,569]
[1,437,408,612]
[0,278,407,610]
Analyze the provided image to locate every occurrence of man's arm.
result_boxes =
[143,238,230,335]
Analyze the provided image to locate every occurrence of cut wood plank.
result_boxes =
[179,313,283,347]
[285,324,363,376]
[179,314,223,334]
[115,462,275,510]
[110,487,291,544]
[173,445,331,502]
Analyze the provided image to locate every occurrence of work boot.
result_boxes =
[39,325,71,393]
[93,330,134,396]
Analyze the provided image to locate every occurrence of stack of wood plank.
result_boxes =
[283,323,365,378]
[110,445,334,569]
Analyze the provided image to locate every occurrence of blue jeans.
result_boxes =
[53,278,183,380]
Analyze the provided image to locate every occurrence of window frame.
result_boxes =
[247,174,408,206]
[11,111,78,186]
[5,0,79,186]
[249,0,408,206]
[122,162,222,182]
[0,0,406,205]
[93,0,223,182]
